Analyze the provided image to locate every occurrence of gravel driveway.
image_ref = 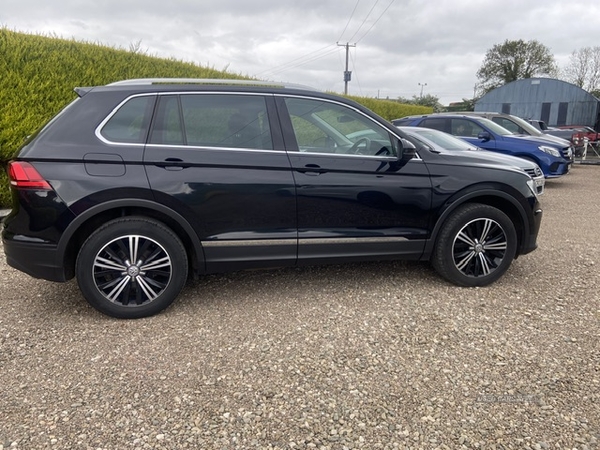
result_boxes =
[1,165,599,450]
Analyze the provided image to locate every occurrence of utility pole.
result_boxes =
[337,42,356,95]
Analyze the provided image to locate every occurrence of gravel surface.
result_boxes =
[1,165,599,450]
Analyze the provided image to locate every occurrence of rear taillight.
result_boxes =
[8,162,52,189]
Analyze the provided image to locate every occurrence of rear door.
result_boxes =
[143,92,297,272]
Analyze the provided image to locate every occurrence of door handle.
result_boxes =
[298,164,325,175]
[155,158,188,171]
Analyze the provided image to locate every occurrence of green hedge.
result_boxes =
[345,95,431,121]
[0,28,427,208]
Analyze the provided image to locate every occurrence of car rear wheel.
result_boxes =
[76,217,188,318]
[432,204,517,287]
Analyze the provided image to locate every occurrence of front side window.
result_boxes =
[492,117,520,134]
[284,97,396,156]
[150,94,273,150]
[100,96,155,143]
[476,117,513,136]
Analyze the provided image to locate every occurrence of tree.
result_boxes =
[397,93,443,112]
[476,39,557,94]
[560,46,600,94]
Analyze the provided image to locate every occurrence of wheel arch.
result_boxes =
[423,187,530,260]
[57,199,205,280]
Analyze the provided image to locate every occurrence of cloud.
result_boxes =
[3,0,600,104]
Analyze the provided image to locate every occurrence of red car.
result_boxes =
[558,126,599,145]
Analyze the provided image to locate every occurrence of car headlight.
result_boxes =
[538,145,561,158]
[526,179,539,199]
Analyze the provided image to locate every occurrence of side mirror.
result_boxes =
[399,138,417,161]
[477,131,491,142]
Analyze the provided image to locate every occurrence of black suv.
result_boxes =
[2,79,542,318]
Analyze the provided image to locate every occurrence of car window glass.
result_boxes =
[150,95,184,145]
[478,117,512,136]
[493,117,519,133]
[101,96,154,143]
[284,97,395,156]
[451,119,483,137]
[419,118,450,133]
[150,94,273,150]
[410,129,473,151]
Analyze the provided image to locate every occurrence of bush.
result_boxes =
[0,169,10,209]
[345,95,432,121]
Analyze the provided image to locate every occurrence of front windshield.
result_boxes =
[476,117,514,136]
[406,128,474,151]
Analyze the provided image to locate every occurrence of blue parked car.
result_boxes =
[393,114,573,178]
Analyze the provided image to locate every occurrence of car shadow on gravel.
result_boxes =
[174,260,437,311]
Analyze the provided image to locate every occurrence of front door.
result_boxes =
[277,96,432,264]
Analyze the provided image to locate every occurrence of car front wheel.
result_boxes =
[76,217,188,318]
[432,204,517,287]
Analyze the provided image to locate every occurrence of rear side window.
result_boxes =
[150,94,273,150]
[420,118,450,133]
[100,96,155,143]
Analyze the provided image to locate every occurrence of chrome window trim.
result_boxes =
[144,143,286,154]
[95,91,422,163]
[95,93,157,146]
[97,91,276,147]
[276,93,422,161]
[292,151,400,161]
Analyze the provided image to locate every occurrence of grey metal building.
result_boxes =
[475,78,600,128]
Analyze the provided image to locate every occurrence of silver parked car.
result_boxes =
[398,126,545,195]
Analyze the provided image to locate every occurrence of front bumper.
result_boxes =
[545,160,571,178]
[520,206,543,256]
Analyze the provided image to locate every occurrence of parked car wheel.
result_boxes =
[432,204,517,287]
[76,217,188,319]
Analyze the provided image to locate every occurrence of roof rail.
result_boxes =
[106,78,318,91]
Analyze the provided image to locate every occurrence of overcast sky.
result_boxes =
[3,0,600,104]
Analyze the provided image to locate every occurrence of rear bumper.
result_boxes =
[3,238,68,282]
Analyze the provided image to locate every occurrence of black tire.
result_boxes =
[432,204,517,287]
[76,217,188,319]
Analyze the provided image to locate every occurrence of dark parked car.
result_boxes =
[393,114,572,178]
[2,79,543,318]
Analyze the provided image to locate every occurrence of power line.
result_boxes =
[356,0,395,43]
[255,44,338,78]
[255,0,365,80]
[337,0,361,42]
[347,0,379,43]
[349,48,363,96]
